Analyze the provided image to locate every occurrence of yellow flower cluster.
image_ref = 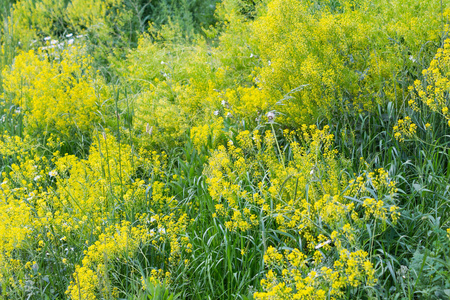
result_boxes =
[65,213,190,299]
[190,117,225,151]
[410,38,450,127]
[50,133,143,227]
[346,166,399,224]
[0,133,35,159]
[2,46,104,139]
[0,130,190,296]
[220,86,270,122]
[67,221,150,299]
[0,182,33,254]
[251,0,446,125]
[393,116,417,142]
[255,246,376,300]
[141,269,171,290]
[205,137,260,232]
[0,135,42,265]
[204,125,400,296]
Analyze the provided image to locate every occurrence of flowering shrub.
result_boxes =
[393,116,417,142]
[121,3,259,146]
[203,125,399,296]
[0,132,187,298]
[252,0,448,125]
[410,38,450,127]
[67,214,190,299]
[2,46,105,141]
[254,247,377,299]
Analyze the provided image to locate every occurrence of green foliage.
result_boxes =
[251,0,447,126]
[143,0,219,34]
[1,0,450,299]
[140,280,182,300]
[0,1,12,22]
[6,0,219,80]
[119,3,258,149]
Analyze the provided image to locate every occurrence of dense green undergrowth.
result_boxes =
[1,0,450,299]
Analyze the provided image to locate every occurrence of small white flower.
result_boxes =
[161,61,165,65]
[250,53,254,58]
[34,175,42,181]
[226,112,232,118]
[158,227,166,234]
[50,39,58,45]
[409,55,416,63]
[221,100,227,107]
[67,38,74,45]
[44,36,51,41]
[228,140,234,145]
[150,217,156,223]
[49,170,58,177]
[146,123,153,135]
[310,169,314,175]
[66,33,73,38]
[213,110,220,116]
[315,240,332,250]
[268,60,272,66]
[266,111,276,122]
[42,45,56,50]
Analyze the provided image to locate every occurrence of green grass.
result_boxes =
[1,0,450,299]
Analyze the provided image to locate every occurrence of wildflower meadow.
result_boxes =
[1,0,450,299]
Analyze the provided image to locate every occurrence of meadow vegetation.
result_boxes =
[1,0,450,299]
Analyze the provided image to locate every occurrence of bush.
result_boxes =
[1,45,106,145]
[251,0,448,125]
